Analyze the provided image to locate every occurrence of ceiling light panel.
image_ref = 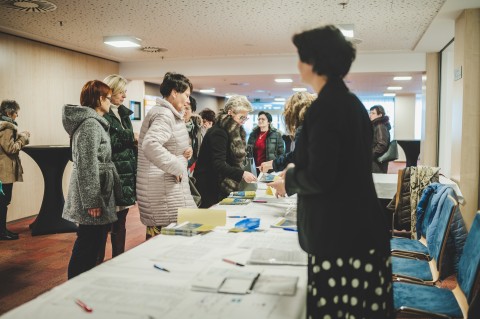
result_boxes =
[275,78,293,83]
[104,36,141,48]
[393,76,412,81]
[387,86,402,91]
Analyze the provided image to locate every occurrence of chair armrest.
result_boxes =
[391,250,431,261]
[393,275,436,286]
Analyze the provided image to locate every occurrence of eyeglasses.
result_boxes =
[238,115,249,122]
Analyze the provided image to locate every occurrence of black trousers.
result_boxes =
[0,183,13,233]
[68,223,111,279]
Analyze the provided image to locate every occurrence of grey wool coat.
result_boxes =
[136,98,195,227]
[62,104,122,225]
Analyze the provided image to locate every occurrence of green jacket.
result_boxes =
[103,105,137,206]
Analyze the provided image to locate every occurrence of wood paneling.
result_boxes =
[0,33,119,222]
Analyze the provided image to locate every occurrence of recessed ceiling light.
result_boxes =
[387,86,402,91]
[1,0,57,12]
[274,97,286,102]
[393,76,412,81]
[338,24,355,38]
[275,78,293,83]
[199,89,215,94]
[383,93,396,97]
[292,87,307,92]
[104,36,141,48]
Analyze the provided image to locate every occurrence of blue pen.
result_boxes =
[154,264,170,272]
[283,228,298,232]
[228,216,248,218]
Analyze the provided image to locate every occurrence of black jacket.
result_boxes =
[103,105,137,206]
[272,126,302,172]
[194,123,244,208]
[285,78,390,257]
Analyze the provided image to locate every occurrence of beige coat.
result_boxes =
[136,98,195,226]
[0,119,29,183]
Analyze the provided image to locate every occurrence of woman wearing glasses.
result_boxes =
[62,80,122,278]
[194,95,257,208]
[247,111,284,174]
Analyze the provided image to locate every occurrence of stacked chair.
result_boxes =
[391,184,466,285]
[393,211,480,318]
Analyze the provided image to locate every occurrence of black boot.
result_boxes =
[6,229,18,236]
[0,231,18,240]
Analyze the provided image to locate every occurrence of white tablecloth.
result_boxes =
[373,173,464,204]
[1,189,306,319]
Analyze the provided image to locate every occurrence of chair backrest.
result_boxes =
[426,193,458,273]
[458,212,480,302]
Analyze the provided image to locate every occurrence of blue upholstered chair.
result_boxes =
[394,211,480,318]
[391,184,456,261]
[392,194,458,284]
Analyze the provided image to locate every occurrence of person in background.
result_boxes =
[194,96,257,208]
[136,72,196,239]
[198,108,216,138]
[96,74,137,263]
[184,95,203,169]
[268,25,393,318]
[0,100,30,240]
[62,80,122,279]
[259,92,315,173]
[247,111,284,174]
[370,105,391,173]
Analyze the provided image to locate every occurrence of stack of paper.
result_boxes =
[191,267,260,294]
[161,222,214,236]
[229,191,256,199]
[248,247,308,266]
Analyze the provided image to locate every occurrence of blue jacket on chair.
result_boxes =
[416,183,467,278]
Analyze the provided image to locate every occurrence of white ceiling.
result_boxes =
[1,0,479,101]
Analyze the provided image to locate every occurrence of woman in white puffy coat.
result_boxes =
[136,72,196,239]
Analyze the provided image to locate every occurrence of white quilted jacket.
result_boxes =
[136,98,196,226]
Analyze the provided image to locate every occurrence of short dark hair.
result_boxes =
[0,100,20,117]
[258,111,272,123]
[80,80,111,109]
[370,105,386,116]
[293,25,356,78]
[199,108,216,124]
[189,96,197,112]
[159,72,193,97]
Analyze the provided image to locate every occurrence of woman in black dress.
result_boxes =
[269,25,393,318]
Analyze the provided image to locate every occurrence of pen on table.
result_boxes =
[252,200,267,203]
[228,215,248,218]
[283,228,298,232]
[222,258,245,267]
[154,264,170,272]
[248,273,261,292]
[75,299,93,313]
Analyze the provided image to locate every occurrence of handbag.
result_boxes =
[377,140,399,163]
[189,176,202,207]
[238,146,258,191]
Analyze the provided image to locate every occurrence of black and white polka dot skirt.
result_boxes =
[307,249,394,319]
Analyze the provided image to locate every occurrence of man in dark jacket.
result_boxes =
[370,105,391,173]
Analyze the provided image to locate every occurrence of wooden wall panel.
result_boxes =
[0,33,119,222]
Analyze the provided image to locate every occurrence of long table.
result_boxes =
[1,184,306,319]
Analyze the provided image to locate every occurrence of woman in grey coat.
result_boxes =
[136,72,196,239]
[62,80,121,279]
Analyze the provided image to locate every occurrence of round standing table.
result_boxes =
[22,145,77,236]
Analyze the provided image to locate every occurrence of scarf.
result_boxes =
[216,111,247,194]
